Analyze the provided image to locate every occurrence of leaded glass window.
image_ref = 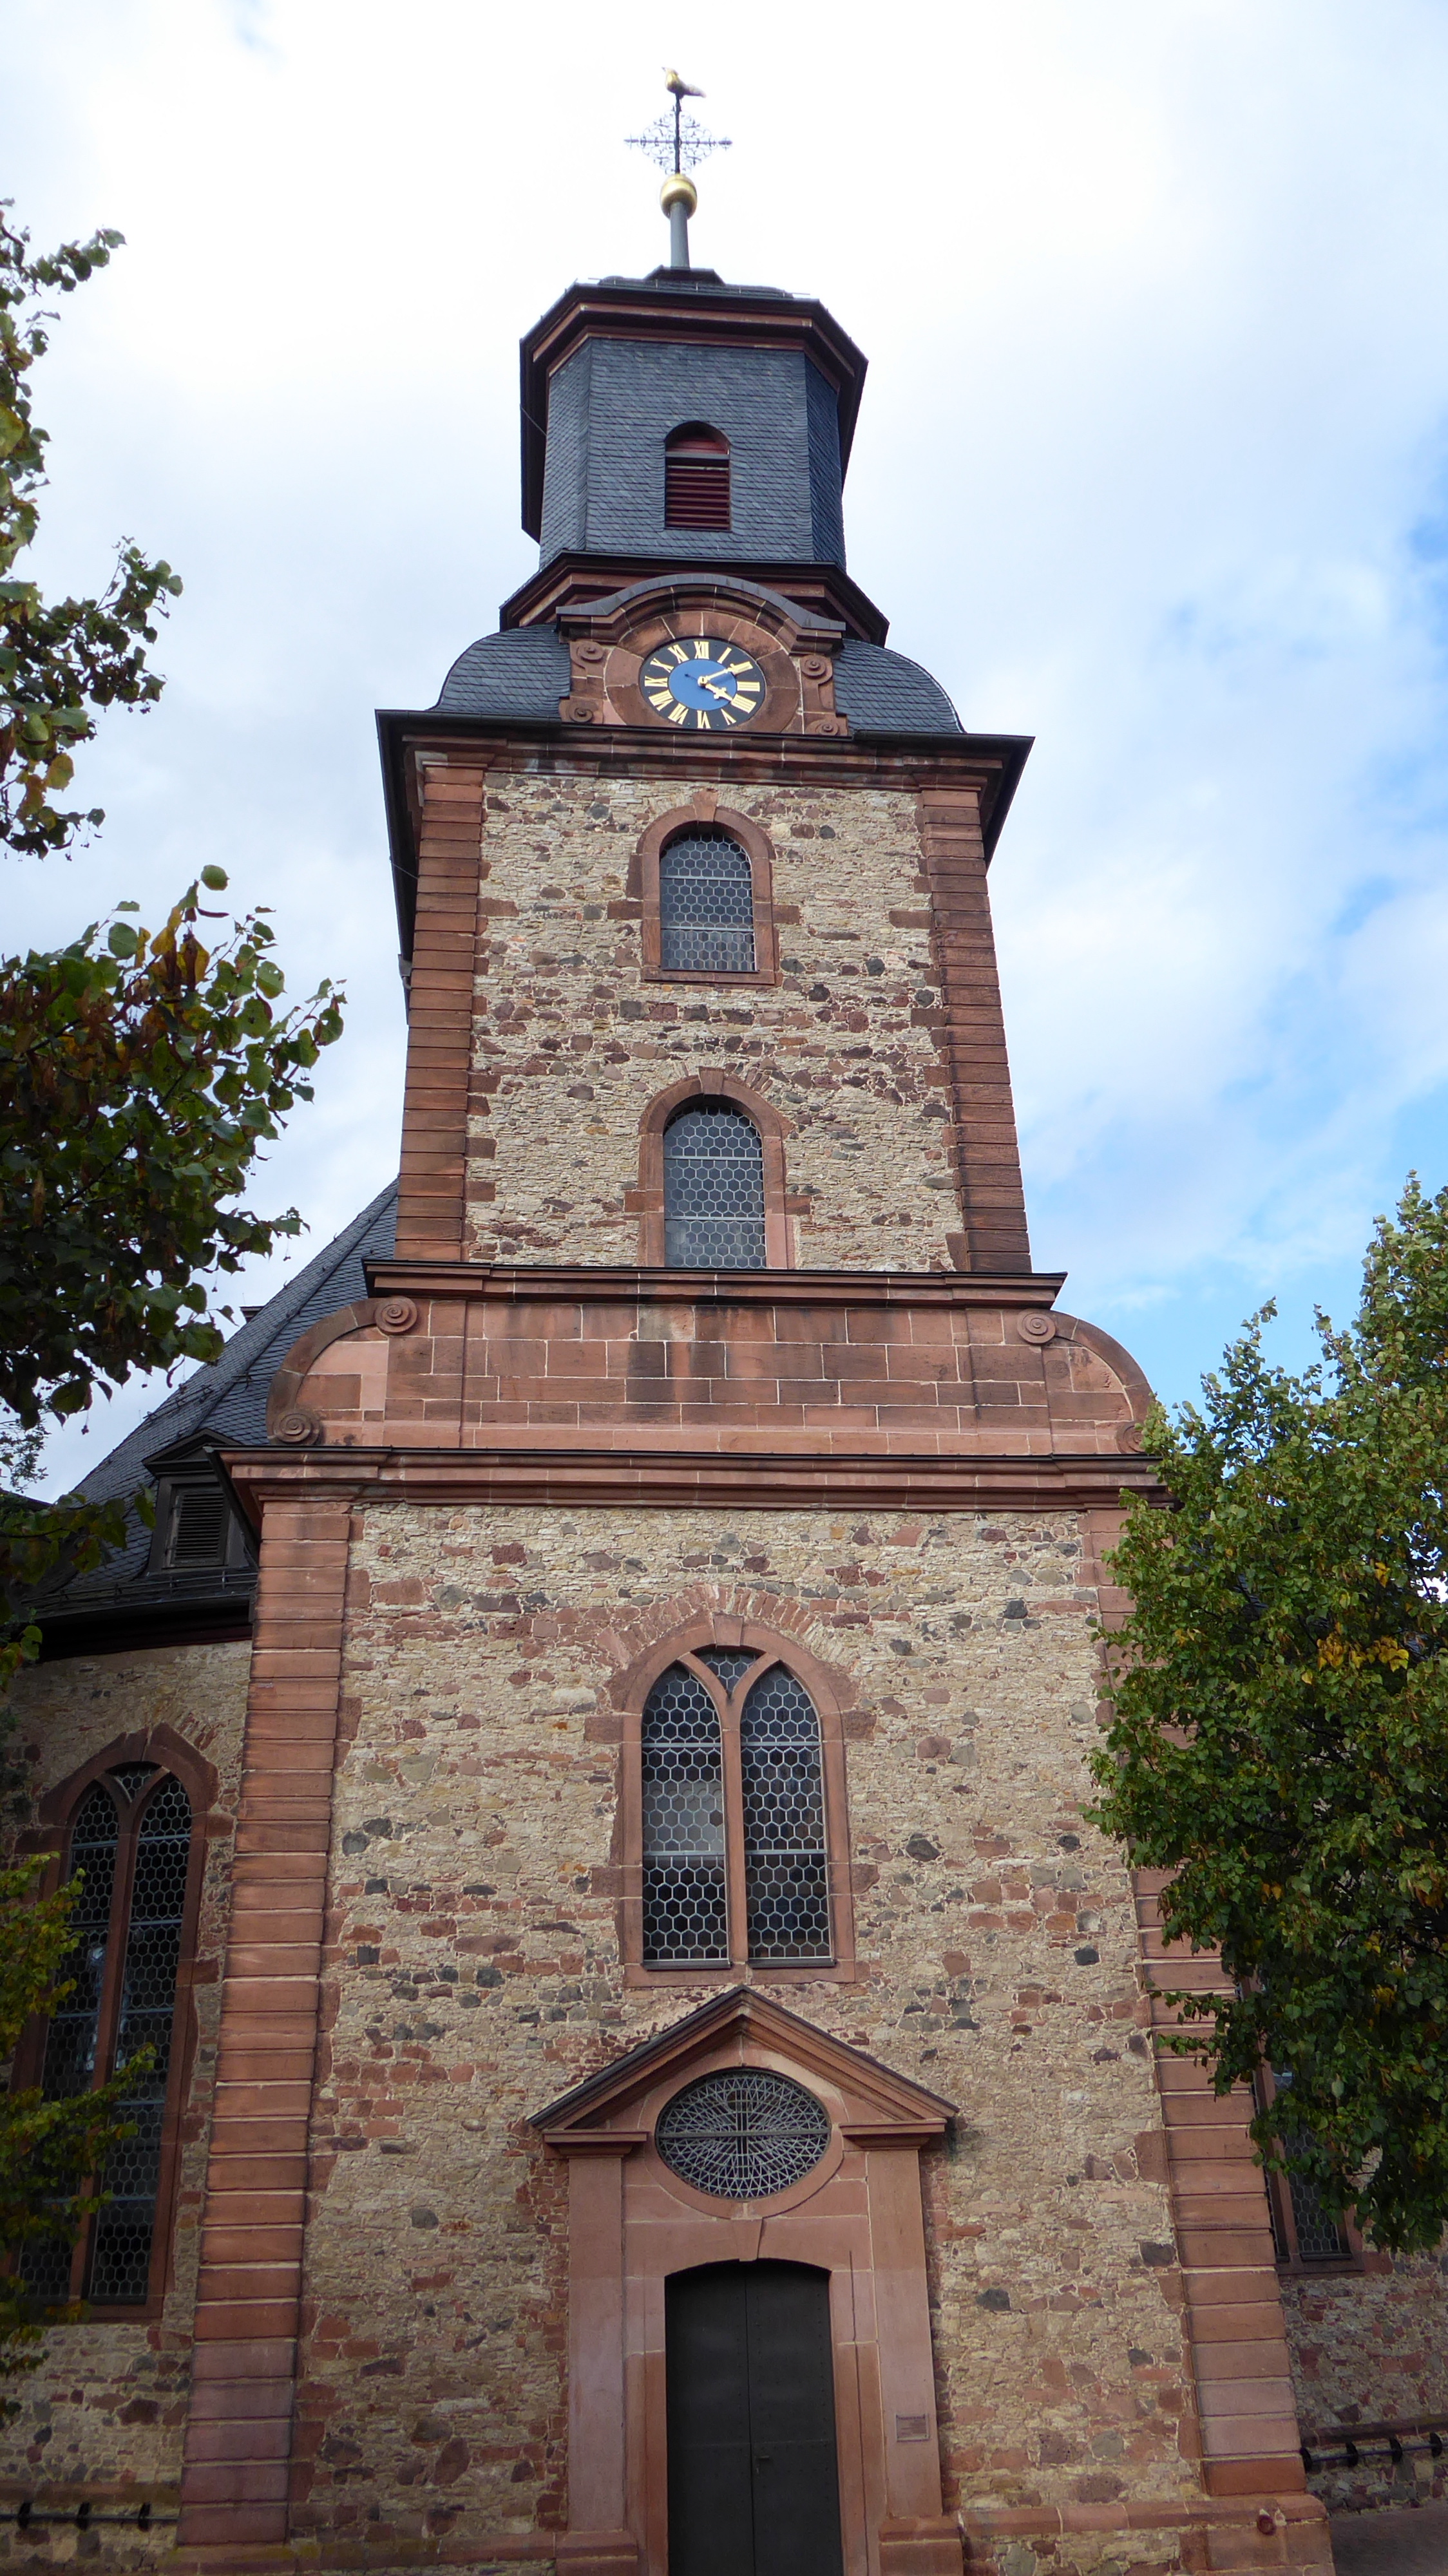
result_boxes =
[740,1670,832,1964]
[656,2070,830,2199]
[1266,2068,1352,2264]
[21,1766,195,2309]
[642,1667,730,1965]
[663,1104,766,1270]
[1282,2165,1351,2264]
[638,1654,834,1971]
[659,829,756,974]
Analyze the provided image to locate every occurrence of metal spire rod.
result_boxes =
[626,70,730,271]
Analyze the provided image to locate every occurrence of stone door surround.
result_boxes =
[533,1985,963,2576]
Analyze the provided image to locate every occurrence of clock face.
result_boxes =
[639,638,767,730]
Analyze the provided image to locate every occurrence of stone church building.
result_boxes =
[6,210,1445,2576]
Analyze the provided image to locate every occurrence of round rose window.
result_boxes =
[654,2069,830,2201]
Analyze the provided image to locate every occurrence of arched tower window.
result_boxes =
[640,1654,834,1969]
[665,423,730,530]
[659,829,756,976]
[22,1763,196,2310]
[663,1103,766,1269]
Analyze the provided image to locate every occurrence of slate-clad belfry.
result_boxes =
[9,212,1382,2576]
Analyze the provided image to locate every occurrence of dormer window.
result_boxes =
[147,1470,252,1578]
[665,424,730,530]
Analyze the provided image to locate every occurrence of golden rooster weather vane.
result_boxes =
[627,70,731,270]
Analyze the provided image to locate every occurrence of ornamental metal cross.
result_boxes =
[627,68,732,176]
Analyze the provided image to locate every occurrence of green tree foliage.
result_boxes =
[0,873,343,1682]
[1092,1178,1448,2253]
[0,1857,138,2376]
[0,205,344,1689]
[1,877,343,1432]
[1,206,182,856]
[0,205,346,2342]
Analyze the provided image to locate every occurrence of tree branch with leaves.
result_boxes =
[0,199,346,2356]
[1091,1177,1448,2253]
[0,207,181,857]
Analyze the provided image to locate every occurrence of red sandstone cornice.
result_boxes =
[220,1444,1163,1530]
[500,552,890,643]
[363,1260,1069,1307]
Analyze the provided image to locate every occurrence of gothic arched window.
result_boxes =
[665,423,730,530]
[21,1763,198,2311]
[640,1653,834,1969]
[663,1102,766,1269]
[659,829,757,976]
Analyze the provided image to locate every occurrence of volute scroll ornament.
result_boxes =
[1016,1311,1057,1345]
[376,1296,419,1336]
[274,1406,323,1448]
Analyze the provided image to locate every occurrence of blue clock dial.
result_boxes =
[640,638,767,730]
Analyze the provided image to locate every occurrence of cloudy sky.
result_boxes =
[9,0,1448,1489]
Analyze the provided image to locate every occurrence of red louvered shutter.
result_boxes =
[665,425,731,530]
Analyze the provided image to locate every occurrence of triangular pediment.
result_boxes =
[531,1986,955,2150]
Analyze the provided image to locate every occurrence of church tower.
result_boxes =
[5,150,1348,2576]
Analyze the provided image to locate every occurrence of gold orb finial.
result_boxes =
[660,171,698,218]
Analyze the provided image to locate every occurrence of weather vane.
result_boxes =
[627,70,730,270]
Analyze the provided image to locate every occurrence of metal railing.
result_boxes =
[1301,2418,1448,2473]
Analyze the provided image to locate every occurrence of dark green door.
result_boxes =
[665,2262,845,2576]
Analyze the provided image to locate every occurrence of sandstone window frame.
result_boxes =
[1254,2065,1366,2276]
[636,1072,795,1268]
[13,1727,216,2322]
[611,1621,856,1989]
[632,802,780,988]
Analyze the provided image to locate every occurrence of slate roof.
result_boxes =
[32,1183,397,1649]
[433,626,571,722]
[834,639,962,735]
[433,625,961,735]
[76,1177,399,1510]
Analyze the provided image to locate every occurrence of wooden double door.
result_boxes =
[665,2262,845,2576]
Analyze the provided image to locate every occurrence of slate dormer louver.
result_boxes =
[665,424,730,529]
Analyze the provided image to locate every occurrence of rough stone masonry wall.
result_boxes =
[0,1642,247,2508]
[1282,2257,1448,2515]
[295,1500,1199,2559]
[468,772,961,1270]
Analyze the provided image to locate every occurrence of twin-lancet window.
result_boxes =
[642,1653,832,1968]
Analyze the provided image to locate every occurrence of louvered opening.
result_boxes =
[665,424,730,530]
[166,1484,229,1568]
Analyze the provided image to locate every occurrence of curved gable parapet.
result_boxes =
[1044,1312,1155,1447]
[265,1300,391,1445]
